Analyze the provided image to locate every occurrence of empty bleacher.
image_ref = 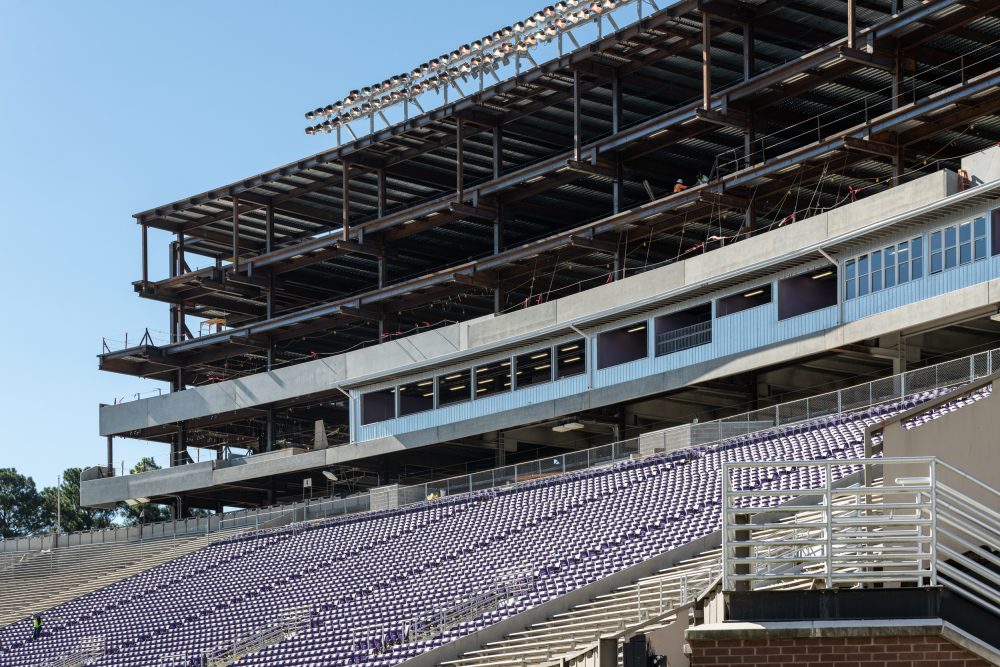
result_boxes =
[0,533,238,628]
[0,386,990,667]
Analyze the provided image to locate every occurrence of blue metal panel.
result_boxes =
[844,256,1000,321]
[713,302,778,357]
[354,212,1000,445]
[357,375,589,441]
[774,306,838,339]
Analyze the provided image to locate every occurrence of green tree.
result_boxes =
[40,468,116,534]
[0,468,45,538]
[120,457,172,526]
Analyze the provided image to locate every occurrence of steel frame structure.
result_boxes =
[97,0,1000,503]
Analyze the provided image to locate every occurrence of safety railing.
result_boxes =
[35,636,105,667]
[655,320,712,357]
[352,569,536,657]
[196,605,311,667]
[720,457,1000,619]
[39,345,1000,557]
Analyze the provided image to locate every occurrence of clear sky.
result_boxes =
[0,0,546,488]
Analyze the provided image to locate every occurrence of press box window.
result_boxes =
[515,349,552,389]
[654,304,711,357]
[398,379,434,416]
[778,268,837,320]
[474,360,511,398]
[597,323,648,370]
[556,339,585,379]
[361,389,395,425]
[437,370,471,406]
[931,221,986,274]
[845,236,923,300]
[716,285,771,317]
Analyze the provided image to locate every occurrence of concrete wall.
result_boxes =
[100,172,955,438]
[962,145,1000,187]
[882,385,1000,504]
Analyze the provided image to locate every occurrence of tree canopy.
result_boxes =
[0,461,202,540]
[0,468,46,538]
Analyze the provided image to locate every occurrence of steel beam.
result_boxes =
[341,162,350,243]
[231,197,240,272]
[702,12,712,110]
[847,0,857,49]
[573,69,582,161]
[141,223,148,286]
[456,118,465,200]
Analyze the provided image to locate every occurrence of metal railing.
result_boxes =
[353,569,536,655]
[196,605,311,667]
[46,346,1000,557]
[655,320,712,357]
[721,457,1000,618]
[35,636,105,667]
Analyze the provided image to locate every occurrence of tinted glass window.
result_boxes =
[398,379,434,416]
[437,370,471,406]
[515,349,552,388]
[556,339,586,379]
[474,359,511,398]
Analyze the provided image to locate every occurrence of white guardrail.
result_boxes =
[721,457,1000,617]
[9,346,999,556]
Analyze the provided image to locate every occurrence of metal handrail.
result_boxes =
[197,605,310,667]
[721,457,1000,620]
[42,346,999,557]
[654,320,712,357]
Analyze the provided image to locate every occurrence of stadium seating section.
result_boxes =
[0,387,986,667]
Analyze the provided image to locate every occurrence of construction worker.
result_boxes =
[673,178,688,193]
[31,614,42,641]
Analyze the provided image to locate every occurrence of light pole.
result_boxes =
[55,474,62,546]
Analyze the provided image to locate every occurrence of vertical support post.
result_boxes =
[743,22,755,81]
[141,223,149,287]
[174,424,187,467]
[702,12,712,110]
[231,196,240,272]
[377,168,386,218]
[734,512,751,591]
[176,232,185,275]
[494,203,504,313]
[893,143,904,187]
[377,241,388,289]
[342,161,351,242]
[611,74,623,215]
[107,436,114,476]
[573,69,582,161]
[265,409,274,453]
[168,242,178,345]
[611,73,622,134]
[265,202,274,254]
[456,118,465,200]
[847,0,857,49]
[613,159,622,215]
[176,232,186,345]
[493,125,503,179]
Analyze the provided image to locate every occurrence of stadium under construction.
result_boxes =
[90,0,1000,513]
[3,1,996,665]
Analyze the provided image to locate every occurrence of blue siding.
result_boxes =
[353,208,1000,445]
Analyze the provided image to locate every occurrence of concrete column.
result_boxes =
[106,436,114,475]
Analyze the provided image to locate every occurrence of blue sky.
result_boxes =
[0,0,545,487]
